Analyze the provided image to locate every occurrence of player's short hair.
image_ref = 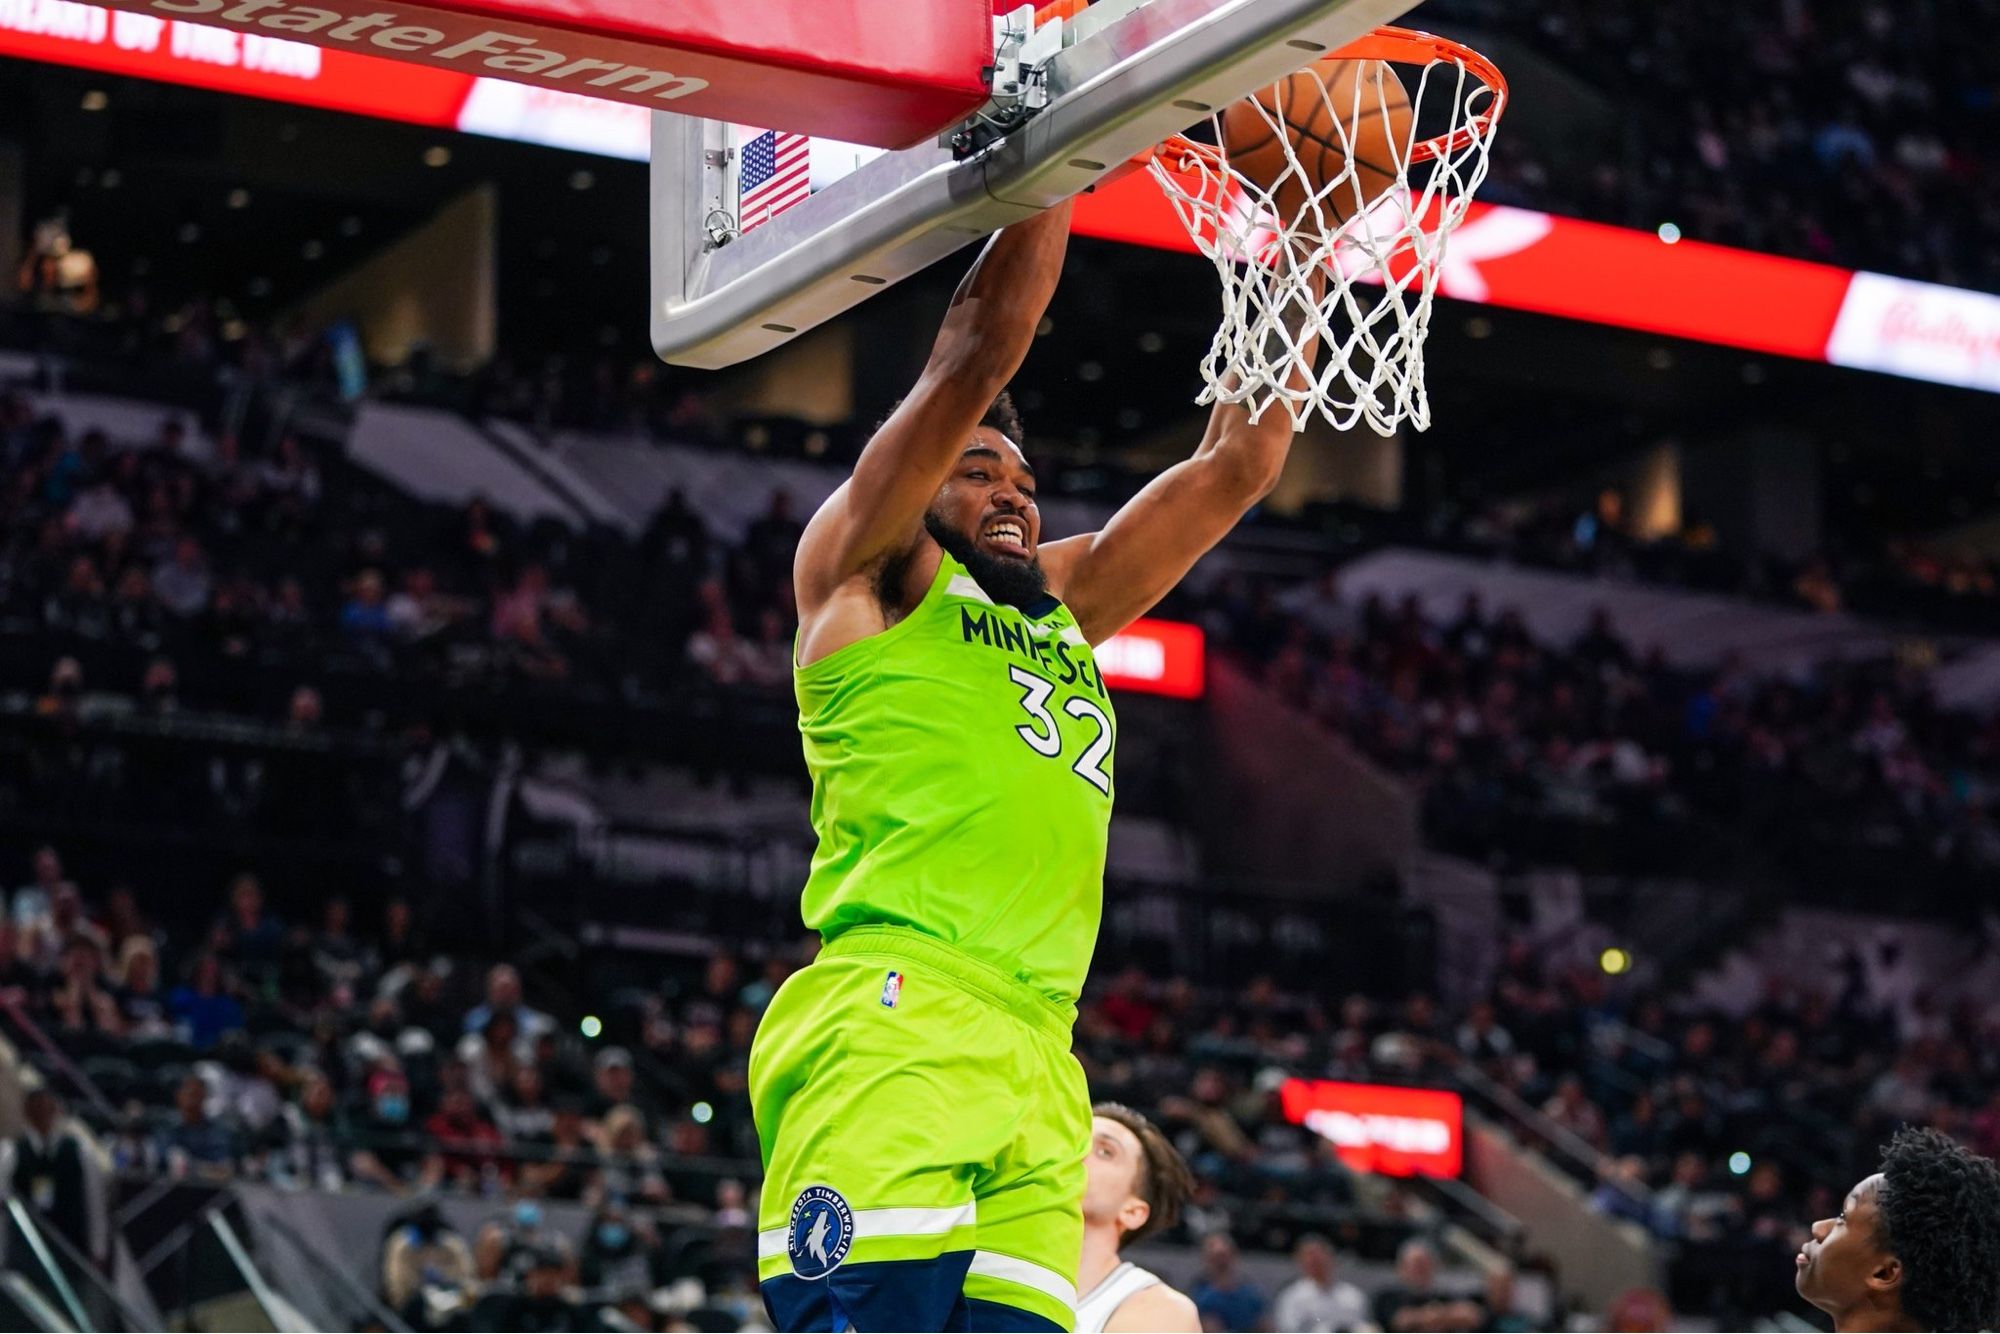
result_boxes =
[872,390,1026,449]
[1094,1101,1194,1249]
[979,390,1025,448]
[1875,1126,2000,1333]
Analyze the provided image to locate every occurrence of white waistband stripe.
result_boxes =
[757,1202,979,1261]
[968,1251,1078,1309]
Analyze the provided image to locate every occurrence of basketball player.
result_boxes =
[1075,1103,1199,1333]
[750,195,1323,1331]
[1795,1126,2000,1333]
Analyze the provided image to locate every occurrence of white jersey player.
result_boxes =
[1075,1103,1200,1333]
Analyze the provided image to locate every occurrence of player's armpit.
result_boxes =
[1042,443,1282,645]
[793,201,1073,616]
[1103,1285,1202,1333]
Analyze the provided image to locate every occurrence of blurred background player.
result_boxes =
[1075,1103,1198,1333]
[1795,1127,2000,1333]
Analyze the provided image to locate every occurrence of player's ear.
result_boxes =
[1867,1252,1903,1296]
[1118,1195,1150,1236]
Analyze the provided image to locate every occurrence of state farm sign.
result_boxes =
[1280,1079,1463,1178]
[70,0,994,147]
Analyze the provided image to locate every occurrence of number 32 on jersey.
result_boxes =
[1009,665,1114,795]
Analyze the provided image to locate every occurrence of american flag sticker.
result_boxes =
[739,129,811,233]
[880,970,903,1009]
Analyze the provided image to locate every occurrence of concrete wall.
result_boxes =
[291,186,496,372]
[1202,660,1418,895]
[1464,1115,1659,1312]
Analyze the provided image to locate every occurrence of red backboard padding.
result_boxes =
[84,0,995,147]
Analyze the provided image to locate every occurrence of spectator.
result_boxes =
[594,1104,668,1206]
[137,658,180,715]
[340,569,396,639]
[258,435,320,506]
[0,1088,108,1264]
[744,489,803,594]
[381,1202,476,1322]
[11,846,72,947]
[463,964,554,1042]
[274,1072,351,1192]
[1372,1240,1482,1334]
[17,215,99,315]
[585,1047,645,1122]
[1190,1234,1266,1333]
[687,604,755,686]
[386,568,447,641]
[350,1064,440,1194]
[495,1063,556,1144]
[578,1198,653,1296]
[307,897,370,999]
[1475,1264,1537,1333]
[112,940,169,1035]
[211,873,283,988]
[47,935,122,1038]
[744,606,794,688]
[424,1087,509,1190]
[286,685,324,732]
[160,1075,239,1178]
[151,536,212,616]
[1543,1074,1609,1149]
[168,953,245,1050]
[517,1099,595,1202]
[467,1240,581,1332]
[0,921,39,992]
[1270,1234,1370,1332]
[68,475,134,543]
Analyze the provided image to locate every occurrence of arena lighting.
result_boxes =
[7,5,2000,394]
[1279,1079,1464,1178]
[1599,947,1632,975]
[691,1101,713,1125]
[578,1014,602,1038]
[1096,619,1205,700]
[1729,1151,1753,1176]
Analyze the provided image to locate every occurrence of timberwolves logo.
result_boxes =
[787,1185,854,1279]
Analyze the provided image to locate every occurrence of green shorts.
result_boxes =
[749,925,1089,1332]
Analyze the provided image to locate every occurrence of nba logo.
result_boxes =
[880,970,903,1009]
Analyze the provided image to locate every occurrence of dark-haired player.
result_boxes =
[1796,1126,2000,1332]
[1075,1103,1199,1333]
[751,200,1323,1331]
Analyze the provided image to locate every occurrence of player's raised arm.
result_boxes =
[794,200,1073,614]
[1042,268,1325,644]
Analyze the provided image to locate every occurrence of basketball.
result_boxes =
[1220,58,1415,226]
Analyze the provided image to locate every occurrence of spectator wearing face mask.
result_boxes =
[351,1064,441,1194]
[579,1198,653,1298]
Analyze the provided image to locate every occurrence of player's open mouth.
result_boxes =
[980,518,1030,560]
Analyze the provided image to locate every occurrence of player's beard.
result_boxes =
[926,510,1048,609]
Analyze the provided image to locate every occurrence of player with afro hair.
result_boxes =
[1796,1126,2000,1332]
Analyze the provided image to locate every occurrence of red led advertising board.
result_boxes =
[1280,1079,1465,1178]
[1098,619,1204,700]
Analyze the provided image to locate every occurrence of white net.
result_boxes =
[1147,30,1506,435]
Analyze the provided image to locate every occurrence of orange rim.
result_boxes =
[1143,25,1508,176]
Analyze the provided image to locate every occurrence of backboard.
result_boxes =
[649,0,1424,370]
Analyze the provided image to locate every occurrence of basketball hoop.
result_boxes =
[1146,27,1507,435]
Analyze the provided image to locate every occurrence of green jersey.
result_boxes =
[794,552,1116,1012]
